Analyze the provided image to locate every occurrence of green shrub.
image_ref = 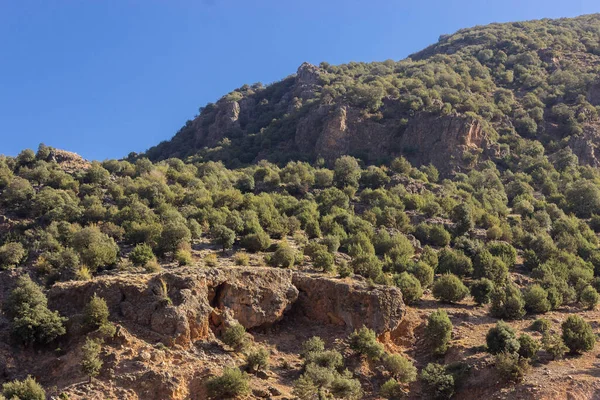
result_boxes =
[234,252,250,266]
[495,351,529,382]
[271,242,296,268]
[384,353,417,383]
[72,225,119,270]
[211,225,236,252]
[561,315,595,353]
[542,333,568,360]
[523,284,551,314]
[351,254,384,281]
[330,373,363,399]
[419,363,455,400]
[245,347,270,372]
[486,321,520,355]
[409,261,434,287]
[580,285,599,310]
[437,248,473,277]
[432,274,469,303]
[301,336,325,358]
[307,350,344,370]
[451,204,474,236]
[222,323,248,351]
[425,309,453,355]
[531,318,551,333]
[348,327,384,360]
[175,248,192,265]
[518,334,540,359]
[470,278,494,305]
[84,293,110,330]
[394,272,423,305]
[312,249,335,272]
[1,376,45,400]
[0,242,25,268]
[489,283,526,320]
[205,367,250,399]
[241,231,271,252]
[380,378,404,400]
[129,243,155,266]
[81,338,103,381]
[487,241,517,268]
[420,246,438,269]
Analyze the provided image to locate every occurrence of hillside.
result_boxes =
[2,13,600,400]
[146,14,600,175]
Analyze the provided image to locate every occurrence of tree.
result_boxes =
[425,310,453,355]
[333,156,361,188]
[394,272,422,305]
[245,347,270,373]
[211,225,236,252]
[437,248,473,277]
[129,243,156,266]
[451,204,474,236]
[489,283,526,320]
[1,376,45,400]
[383,354,417,383]
[518,334,540,359]
[566,180,600,218]
[561,315,595,353]
[159,221,192,253]
[241,230,271,252]
[419,363,455,400]
[271,242,296,268]
[72,225,118,270]
[0,242,25,268]
[470,278,494,305]
[4,275,66,345]
[580,285,599,310]
[81,338,103,382]
[486,321,520,354]
[84,293,110,330]
[222,323,248,351]
[432,274,469,303]
[523,284,551,314]
[205,368,250,399]
[348,327,384,360]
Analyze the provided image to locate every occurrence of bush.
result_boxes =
[531,318,551,333]
[205,367,250,399]
[234,252,250,266]
[301,336,325,358]
[330,373,363,399]
[0,242,25,268]
[451,204,474,236]
[81,338,103,381]
[129,243,155,266]
[1,376,45,400]
[380,378,404,400]
[4,275,66,345]
[486,321,520,355]
[245,347,270,372]
[394,272,423,305]
[561,315,595,353]
[580,285,599,310]
[351,254,384,281]
[432,274,469,303]
[523,284,551,314]
[312,249,335,272]
[84,293,109,330]
[542,333,568,360]
[241,231,271,252]
[271,242,296,268]
[211,225,236,252]
[489,283,526,320]
[72,226,119,270]
[307,350,344,370]
[175,248,192,265]
[437,248,473,277]
[409,261,434,287]
[420,363,455,400]
[470,278,494,305]
[495,351,529,382]
[384,353,417,383]
[348,327,384,360]
[222,323,248,351]
[425,310,453,355]
[518,334,540,359]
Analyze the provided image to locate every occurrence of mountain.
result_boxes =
[146,14,600,174]
[4,14,600,400]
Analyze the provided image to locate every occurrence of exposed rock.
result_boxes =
[291,273,405,335]
[49,148,90,171]
[567,124,600,167]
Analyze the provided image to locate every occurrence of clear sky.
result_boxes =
[0,1,598,160]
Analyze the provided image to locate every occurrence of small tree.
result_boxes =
[301,336,325,358]
[523,284,551,314]
[470,278,494,305]
[241,231,271,252]
[432,274,469,303]
[425,310,453,355]
[211,225,236,252]
[222,323,248,352]
[495,351,529,382]
[271,242,296,268]
[380,378,404,399]
[1,376,45,400]
[518,334,540,359]
[486,321,520,355]
[531,318,551,333]
[0,242,25,268]
[206,367,250,399]
[129,243,155,266]
[348,327,384,360]
[394,272,423,305]
[81,338,103,382]
[383,353,417,383]
[489,283,526,320]
[419,363,455,400]
[561,315,595,354]
[542,333,568,360]
[245,347,270,373]
[580,285,599,310]
[451,204,474,236]
[84,293,110,330]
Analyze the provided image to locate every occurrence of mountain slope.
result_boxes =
[146,14,600,174]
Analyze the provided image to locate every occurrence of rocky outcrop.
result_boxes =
[291,273,405,335]
[568,124,600,167]
[48,267,298,347]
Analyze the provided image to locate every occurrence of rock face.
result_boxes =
[291,273,405,335]
[568,124,600,167]
[48,267,299,347]
[48,267,406,346]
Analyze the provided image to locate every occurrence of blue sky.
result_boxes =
[1,1,598,160]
